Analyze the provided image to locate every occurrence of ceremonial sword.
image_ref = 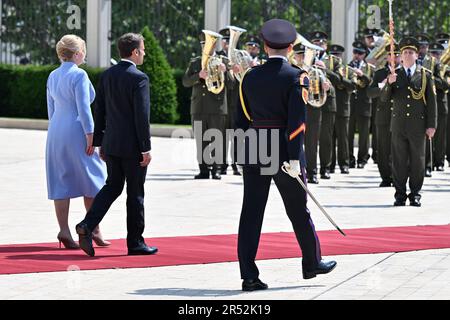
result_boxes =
[281,162,346,236]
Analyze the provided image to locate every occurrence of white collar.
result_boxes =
[269,55,288,62]
[121,59,136,67]
[403,63,417,75]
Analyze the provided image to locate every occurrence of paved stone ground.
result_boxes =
[1,128,450,300]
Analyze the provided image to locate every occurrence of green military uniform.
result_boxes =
[182,56,235,179]
[319,53,343,177]
[305,104,322,183]
[331,61,356,173]
[368,64,394,186]
[380,37,437,205]
[217,48,241,175]
[422,52,449,171]
[348,60,374,168]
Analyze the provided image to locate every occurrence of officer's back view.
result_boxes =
[235,19,337,292]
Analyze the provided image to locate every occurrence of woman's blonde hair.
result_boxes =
[56,35,86,62]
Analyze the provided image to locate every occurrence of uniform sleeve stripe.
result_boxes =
[289,123,306,141]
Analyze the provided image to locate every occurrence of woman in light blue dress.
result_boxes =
[46,35,109,249]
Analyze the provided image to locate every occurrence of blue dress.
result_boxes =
[46,62,106,200]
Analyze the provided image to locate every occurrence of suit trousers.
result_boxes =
[349,114,371,164]
[305,107,322,175]
[319,112,336,173]
[192,114,227,172]
[331,116,350,169]
[376,124,392,182]
[83,155,147,248]
[391,131,426,200]
[238,166,322,279]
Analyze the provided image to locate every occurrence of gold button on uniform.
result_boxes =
[202,93,206,96]
[407,104,410,107]
[406,113,410,117]
[407,95,411,99]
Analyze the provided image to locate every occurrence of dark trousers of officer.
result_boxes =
[319,112,336,173]
[426,115,447,168]
[223,110,239,171]
[391,131,426,200]
[192,114,227,173]
[349,114,371,165]
[238,166,322,279]
[371,109,378,163]
[332,116,350,169]
[305,107,321,176]
[376,124,392,183]
[82,155,147,248]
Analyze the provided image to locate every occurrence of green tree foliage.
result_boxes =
[139,26,178,124]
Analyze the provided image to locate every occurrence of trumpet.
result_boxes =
[201,30,225,94]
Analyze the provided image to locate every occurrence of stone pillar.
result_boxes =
[331,0,359,63]
[86,0,111,68]
[204,0,231,32]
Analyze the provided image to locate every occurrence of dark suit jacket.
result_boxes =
[93,60,151,158]
[235,58,308,168]
[367,65,392,126]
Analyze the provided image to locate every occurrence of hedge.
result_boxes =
[0,64,192,125]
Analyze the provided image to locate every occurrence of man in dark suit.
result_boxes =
[381,37,437,207]
[235,19,336,292]
[76,33,157,257]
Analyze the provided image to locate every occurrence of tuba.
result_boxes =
[366,30,391,69]
[201,30,225,94]
[289,33,328,108]
[440,46,450,84]
[227,26,253,82]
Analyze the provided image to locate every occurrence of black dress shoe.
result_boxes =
[308,175,319,184]
[233,168,242,176]
[436,166,445,172]
[425,168,432,177]
[329,168,335,174]
[75,223,95,257]
[393,199,406,206]
[128,244,158,256]
[242,278,268,292]
[303,260,337,279]
[320,171,331,179]
[211,172,222,180]
[340,167,350,174]
[409,198,421,207]
[379,180,392,187]
[357,163,365,169]
[194,172,209,179]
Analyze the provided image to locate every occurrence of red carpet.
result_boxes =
[1,224,450,275]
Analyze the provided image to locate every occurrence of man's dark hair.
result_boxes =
[117,33,144,58]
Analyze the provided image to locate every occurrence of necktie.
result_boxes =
[407,68,412,81]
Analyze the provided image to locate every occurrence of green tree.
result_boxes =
[139,26,178,124]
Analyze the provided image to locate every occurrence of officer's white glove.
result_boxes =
[283,160,301,178]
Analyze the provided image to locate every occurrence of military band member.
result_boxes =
[217,27,241,176]
[235,19,336,291]
[364,28,379,54]
[245,36,265,65]
[424,42,449,172]
[310,31,336,180]
[182,33,235,180]
[293,42,322,184]
[348,41,374,169]
[380,37,437,207]
[330,44,356,174]
[367,43,401,187]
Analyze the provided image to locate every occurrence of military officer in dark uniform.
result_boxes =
[310,31,337,180]
[293,42,322,184]
[330,44,356,174]
[367,43,401,187]
[245,36,265,65]
[182,33,235,180]
[380,37,437,207]
[425,42,449,172]
[235,19,336,291]
[217,27,241,176]
[348,41,374,169]
[364,28,379,53]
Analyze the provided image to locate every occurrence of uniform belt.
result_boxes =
[250,119,287,128]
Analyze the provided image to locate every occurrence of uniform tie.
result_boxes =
[407,68,412,81]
